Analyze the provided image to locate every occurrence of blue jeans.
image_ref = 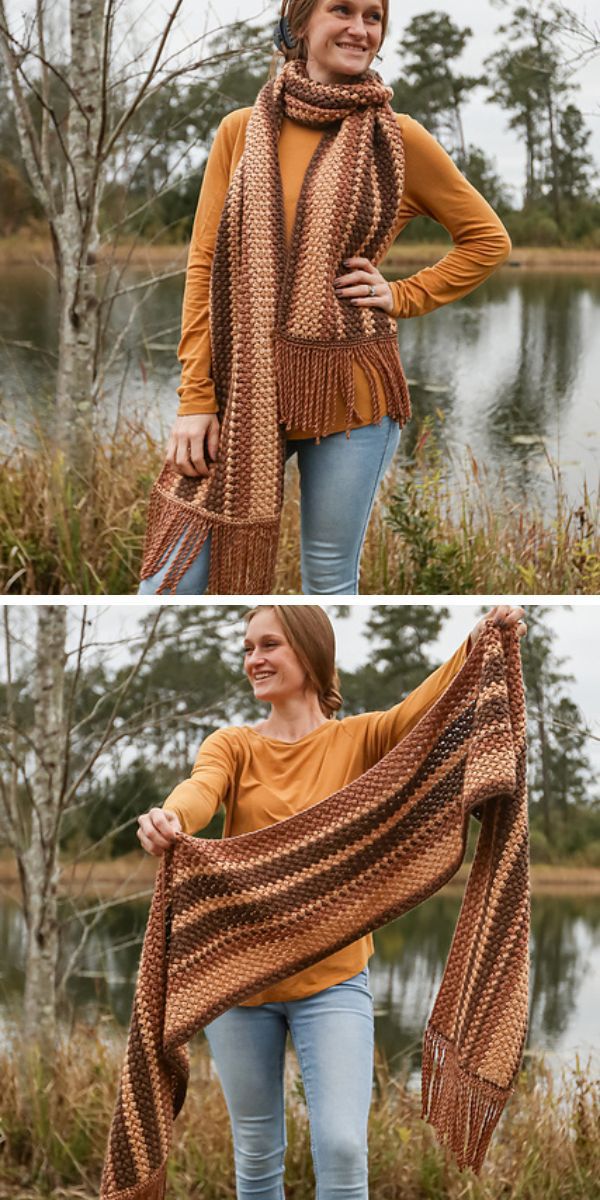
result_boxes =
[137,418,400,595]
[203,966,374,1200]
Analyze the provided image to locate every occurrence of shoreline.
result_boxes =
[1,236,600,271]
[1,854,599,897]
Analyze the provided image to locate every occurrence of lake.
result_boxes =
[1,263,599,511]
[1,886,598,1089]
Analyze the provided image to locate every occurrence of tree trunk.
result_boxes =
[534,679,553,846]
[52,0,105,460]
[545,90,562,230]
[20,606,67,1057]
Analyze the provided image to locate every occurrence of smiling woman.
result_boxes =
[131,603,527,1196]
[272,0,388,85]
[137,0,511,596]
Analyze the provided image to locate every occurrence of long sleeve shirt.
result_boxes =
[175,107,511,438]
[162,632,472,1004]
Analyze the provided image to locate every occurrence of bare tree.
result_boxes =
[0,601,251,1061]
[0,603,166,1056]
[0,0,268,463]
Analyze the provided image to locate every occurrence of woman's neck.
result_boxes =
[256,695,330,742]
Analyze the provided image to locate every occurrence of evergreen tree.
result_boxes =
[555,103,598,204]
[339,605,449,715]
[390,11,483,158]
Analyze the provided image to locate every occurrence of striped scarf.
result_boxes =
[100,623,530,1197]
[139,58,411,594]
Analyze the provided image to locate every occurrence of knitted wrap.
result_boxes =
[139,58,411,594]
[99,622,530,1198]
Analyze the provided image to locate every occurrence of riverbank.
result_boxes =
[2,233,600,270]
[1,418,599,594]
[0,1020,597,1199]
[1,853,600,897]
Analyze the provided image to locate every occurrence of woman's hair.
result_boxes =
[268,0,390,81]
[244,605,343,718]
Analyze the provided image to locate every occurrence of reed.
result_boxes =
[1,416,598,595]
[0,1021,597,1198]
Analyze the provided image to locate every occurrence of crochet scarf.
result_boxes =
[139,58,411,594]
[99,623,530,1197]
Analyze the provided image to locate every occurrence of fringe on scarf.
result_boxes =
[421,1023,513,1175]
[139,484,282,595]
[208,516,281,594]
[139,486,214,595]
[274,331,412,440]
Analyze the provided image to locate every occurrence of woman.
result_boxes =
[138,0,512,596]
[137,602,526,1199]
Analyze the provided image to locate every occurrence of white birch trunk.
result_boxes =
[20,606,67,1051]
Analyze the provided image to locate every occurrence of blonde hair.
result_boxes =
[244,605,343,718]
[268,0,390,81]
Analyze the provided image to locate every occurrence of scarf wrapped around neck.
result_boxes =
[139,58,411,594]
[99,622,530,1198]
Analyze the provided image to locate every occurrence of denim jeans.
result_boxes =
[137,417,400,596]
[203,965,374,1200]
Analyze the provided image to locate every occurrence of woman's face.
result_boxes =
[243,610,311,706]
[301,0,384,85]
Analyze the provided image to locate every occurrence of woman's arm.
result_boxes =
[136,728,237,854]
[175,113,241,417]
[160,727,238,834]
[388,113,512,321]
[366,632,473,761]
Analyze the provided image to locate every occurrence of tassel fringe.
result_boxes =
[421,1023,512,1175]
[140,482,281,595]
[208,516,281,594]
[139,485,213,595]
[274,331,411,439]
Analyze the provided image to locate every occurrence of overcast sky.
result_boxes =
[5,1,598,198]
[160,0,600,199]
[5,599,600,765]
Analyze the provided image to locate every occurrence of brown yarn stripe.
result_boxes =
[139,59,411,593]
[170,714,474,913]
[100,623,530,1196]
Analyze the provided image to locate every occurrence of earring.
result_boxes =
[273,14,298,51]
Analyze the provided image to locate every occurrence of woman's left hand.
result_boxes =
[334,256,395,315]
[470,605,527,649]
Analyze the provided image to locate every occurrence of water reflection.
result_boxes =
[1,889,598,1079]
[1,265,599,508]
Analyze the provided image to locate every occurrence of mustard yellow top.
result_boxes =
[175,107,511,438]
[162,632,472,1004]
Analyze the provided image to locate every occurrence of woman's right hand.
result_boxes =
[137,808,182,856]
[166,413,220,478]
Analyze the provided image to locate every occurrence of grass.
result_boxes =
[0,1021,597,1199]
[1,415,599,595]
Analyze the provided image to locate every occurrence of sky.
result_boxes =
[4,599,599,766]
[5,0,598,199]
[136,0,600,201]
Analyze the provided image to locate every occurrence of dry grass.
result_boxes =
[1,416,599,595]
[0,1022,597,1199]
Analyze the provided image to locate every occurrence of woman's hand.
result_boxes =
[137,807,182,856]
[470,605,527,649]
[333,256,395,315]
[166,414,220,478]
